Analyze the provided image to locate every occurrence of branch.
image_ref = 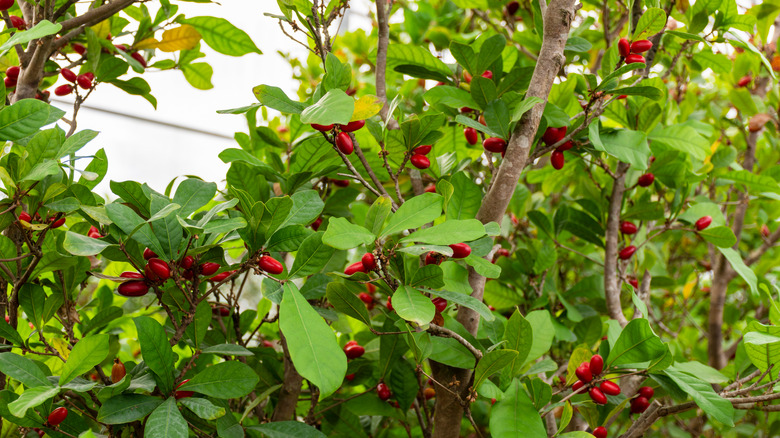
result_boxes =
[604,162,630,327]
[374,0,397,128]
[59,0,137,32]
[352,137,398,209]
[428,324,482,359]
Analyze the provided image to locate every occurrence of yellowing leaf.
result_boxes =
[90,20,110,39]
[51,338,70,360]
[156,25,201,52]
[683,279,696,299]
[351,94,383,121]
[134,38,160,50]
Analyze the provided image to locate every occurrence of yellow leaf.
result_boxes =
[51,338,70,361]
[351,94,383,121]
[682,279,696,299]
[156,25,201,53]
[90,20,110,39]
[134,38,160,50]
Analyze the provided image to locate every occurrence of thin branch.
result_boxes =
[58,0,136,32]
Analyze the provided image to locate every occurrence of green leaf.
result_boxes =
[144,397,187,438]
[182,16,262,56]
[134,316,175,394]
[392,285,436,326]
[300,90,354,125]
[173,178,217,217]
[279,282,347,397]
[423,85,478,110]
[8,386,60,417]
[365,196,394,235]
[177,361,259,398]
[610,86,664,100]
[181,62,213,90]
[607,319,669,369]
[386,44,452,80]
[463,254,501,278]
[63,231,111,256]
[380,193,443,238]
[18,283,45,330]
[633,8,667,39]
[288,232,335,278]
[180,398,226,420]
[247,421,327,438]
[410,265,445,289]
[474,350,518,389]
[400,219,486,245]
[0,320,24,346]
[504,311,533,373]
[665,366,734,426]
[589,124,650,170]
[720,170,780,195]
[428,289,494,322]
[446,172,482,220]
[97,394,163,424]
[511,96,544,123]
[525,310,554,363]
[0,353,52,388]
[59,334,109,385]
[449,41,477,76]
[595,63,647,92]
[672,361,729,384]
[698,226,737,248]
[475,34,506,75]
[0,20,62,54]
[743,322,780,372]
[718,247,758,295]
[201,344,255,357]
[279,190,324,229]
[0,99,64,142]
[82,306,123,335]
[106,203,166,258]
[253,85,305,114]
[325,282,371,326]
[490,378,546,437]
[322,217,375,250]
[649,124,710,161]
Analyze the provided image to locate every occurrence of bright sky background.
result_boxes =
[54,1,370,195]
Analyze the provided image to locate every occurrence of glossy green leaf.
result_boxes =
[247,421,327,438]
[8,386,60,417]
[134,316,175,394]
[59,334,109,385]
[325,282,371,326]
[400,219,485,245]
[392,285,435,326]
[718,247,758,295]
[201,344,255,357]
[504,311,533,373]
[744,322,780,372]
[144,397,187,438]
[665,366,734,426]
[428,289,494,322]
[607,319,668,369]
[322,217,375,249]
[288,232,335,278]
[490,378,546,437]
[63,231,111,256]
[0,353,52,388]
[698,226,737,248]
[180,398,226,420]
[0,20,62,54]
[97,394,163,424]
[380,193,443,237]
[633,8,667,39]
[474,349,518,389]
[177,361,259,398]
[300,90,354,125]
[183,16,262,56]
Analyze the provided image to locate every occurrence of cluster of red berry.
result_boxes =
[312,120,366,155]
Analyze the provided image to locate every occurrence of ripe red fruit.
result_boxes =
[175,379,194,399]
[462,71,472,83]
[344,343,365,359]
[575,362,592,382]
[262,340,274,348]
[199,262,220,276]
[460,106,474,113]
[414,144,432,155]
[589,387,608,405]
[87,225,102,238]
[410,154,430,169]
[130,52,147,68]
[114,44,129,52]
[556,140,574,152]
[737,75,751,87]
[345,373,356,381]
[143,248,157,260]
[377,382,391,400]
[147,258,170,281]
[695,215,712,231]
[572,380,585,393]
[181,255,194,270]
[345,261,366,275]
[76,74,92,89]
[600,380,621,396]
[358,293,373,307]
[593,426,608,438]
[481,70,493,79]
[386,296,393,311]
[9,15,25,30]
[551,150,565,170]
[210,270,234,282]
[483,137,507,153]
[72,43,86,55]
[54,84,73,96]
[542,126,567,145]
[424,387,436,399]
[60,68,77,83]
[49,217,66,228]
[118,280,149,297]
[630,39,653,53]
[637,173,654,187]
[83,72,95,81]
[432,297,448,313]
[630,396,650,413]
[311,123,334,132]
[618,38,630,57]
[362,253,377,271]
[590,354,604,375]
[218,307,230,317]
[111,359,126,383]
[424,252,442,265]
[464,127,478,145]
[424,184,436,193]
[629,277,639,289]
[5,65,18,80]
[762,224,771,238]
[120,272,144,279]
[449,243,471,258]
[367,283,376,293]
[336,132,354,155]
[340,120,365,132]
[48,407,68,426]
[506,0,520,15]
[625,54,646,64]
[491,398,497,405]
[619,245,637,260]
[620,221,638,234]
[332,179,349,187]
[0,0,14,11]
[18,211,30,222]
[259,255,284,274]
[3,76,15,88]
[312,217,323,231]
[638,386,654,399]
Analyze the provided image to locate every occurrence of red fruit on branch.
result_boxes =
[481,70,493,79]
[386,296,393,311]
[345,373,356,381]
[76,74,92,89]
[344,343,365,359]
[143,248,157,260]
[18,211,30,222]
[449,243,471,258]
[424,184,436,193]
[199,262,220,276]
[340,120,365,132]
[625,54,646,64]
[54,84,73,96]
[311,123,334,132]
[181,255,194,270]
[593,426,608,438]
[345,262,366,275]
[60,68,77,83]
[3,76,14,88]
[572,380,585,393]
[630,396,650,413]
[147,258,170,281]
[629,277,639,289]
[637,173,655,187]
[630,39,653,53]
[210,270,234,282]
[83,72,95,81]
[362,253,377,271]
[589,387,608,405]
[424,387,436,399]
[259,255,284,274]
[87,225,103,238]
[575,362,593,382]
[737,75,752,87]
[311,217,323,230]
[424,251,443,265]
[49,217,66,228]
[0,0,14,11]
[367,283,376,293]
[5,65,18,80]
[464,127,479,145]
[131,52,147,68]
[117,281,149,297]
[414,144,432,155]
[120,272,144,279]
[506,0,520,15]
[175,379,194,399]
[600,380,621,396]
[410,154,430,169]
[332,179,349,187]
[590,354,604,375]
[335,132,354,155]
[460,107,474,113]
[111,359,126,383]
[638,386,654,399]
[432,297,448,313]
[551,150,565,170]
[618,38,630,57]
[47,407,68,426]
[762,224,770,238]
[377,382,392,400]
[619,245,637,260]
[358,293,373,307]
[483,137,507,153]
[556,140,573,152]
[72,43,86,55]
[695,215,712,231]
[620,221,638,234]
[9,15,25,29]
[542,126,567,145]
[462,71,472,83]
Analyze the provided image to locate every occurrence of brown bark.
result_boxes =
[604,162,630,327]
[271,333,303,421]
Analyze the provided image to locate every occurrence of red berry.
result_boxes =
[49,217,66,228]
[424,387,436,399]
[345,261,366,276]
[506,0,519,14]
[344,343,365,359]
[199,262,220,276]
[312,123,334,132]
[625,54,646,64]
[120,272,144,279]
[345,373,356,381]
[336,132,354,155]
[629,278,639,289]
[556,141,573,152]
[48,407,68,426]
[637,173,655,187]
[551,150,564,170]
[590,354,604,375]
[332,179,349,187]
[210,270,234,282]
[362,253,377,271]
[620,221,638,234]
[72,43,86,55]
[377,382,391,400]
[410,154,430,169]
[481,70,493,79]
[60,68,77,83]
[83,72,95,81]
[618,38,630,57]
[575,362,592,382]
[491,398,497,405]
[9,15,25,30]
[118,280,149,297]
[114,44,129,52]
[147,258,170,281]
[619,245,637,260]
[589,387,608,405]
[180,255,194,270]
[630,396,649,413]
[761,224,770,238]
[312,217,323,231]
[618,94,627,99]
[3,76,15,88]
[262,340,274,348]
[483,137,507,153]
[432,297,447,313]
[460,106,474,113]
[464,127,478,145]
[175,379,194,399]
[5,65,18,80]
[143,248,157,260]
[0,0,14,11]
[259,255,284,274]
[54,84,73,96]
[413,144,432,155]
[340,120,365,132]
[737,75,752,87]
[18,211,30,222]
[572,380,585,393]
[449,243,471,259]
[462,71,472,83]
[358,292,373,306]
[367,283,376,293]
[130,51,147,68]
[638,386,654,399]
[695,215,712,231]
[87,225,102,238]
[542,126,567,145]
[593,426,608,438]
[111,359,126,384]
[424,184,436,193]
[600,380,621,396]
[630,39,653,53]
[76,74,92,90]
[386,296,393,311]
[424,252,442,265]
